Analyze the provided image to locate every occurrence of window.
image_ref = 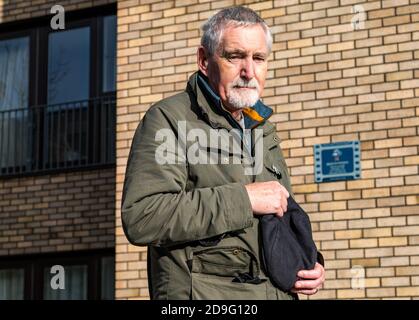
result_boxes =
[0,36,30,171]
[0,5,116,177]
[47,27,91,105]
[103,15,116,93]
[101,256,115,300]
[0,250,114,300]
[0,268,25,300]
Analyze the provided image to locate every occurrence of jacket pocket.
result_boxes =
[190,246,268,299]
[191,273,268,300]
[191,246,258,277]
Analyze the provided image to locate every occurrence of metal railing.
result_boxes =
[0,95,116,177]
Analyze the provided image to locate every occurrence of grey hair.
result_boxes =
[201,6,273,57]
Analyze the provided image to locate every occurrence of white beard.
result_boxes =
[226,78,260,110]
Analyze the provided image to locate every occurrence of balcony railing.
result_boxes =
[0,95,116,177]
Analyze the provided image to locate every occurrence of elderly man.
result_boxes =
[122,6,325,300]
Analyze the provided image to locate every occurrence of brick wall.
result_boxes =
[116,0,419,299]
[0,168,115,256]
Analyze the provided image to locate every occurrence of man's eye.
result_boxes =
[254,56,265,62]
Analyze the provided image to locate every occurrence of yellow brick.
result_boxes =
[337,289,366,299]
[335,230,362,240]
[392,186,419,196]
[376,177,404,188]
[351,258,380,268]
[405,156,419,166]
[128,5,149,15]
[118,80,140,90]
[319,220,347,231]
[374,137,402,149]
[118,47,140,57]
[293,184,318,193]
[288,38,313,49]
[115,288,140,298]
[261,8,285,19]
[379,237,408,247]
[333,210,362,220]
[118,15,140,25]
[382,256,410,267]
[328,41,354,52]
[328,23,353,34]
[364,278,381,288]
[334,190,361,201]
[140,93,163,104]
[348,218,376,229]
[247,1,273,11]
[317,88,342,99]
[164,7,186,17]
[321,240,349,250]
[367,288,396,298]
[386,89,414,100]
[350,238,378,248]
[390,166,418,177]
[368,8,395,19]
[364,228,392,238]
[320,201,347,211]
[289,56,314,66]
[141,11,163,21]
[323,279,351,290]
[397,287,419,297]
[395,245,419,256]
[382,277,410,287]
[406,195,419,206]
[396,266,419,276]
[401,79,419,89]
[288,20,312,32]
[346,179,374,190]
[362,188,390,198]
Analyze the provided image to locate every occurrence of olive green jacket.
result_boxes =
[122,71,296,300]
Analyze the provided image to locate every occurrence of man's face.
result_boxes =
[203,24,269,110]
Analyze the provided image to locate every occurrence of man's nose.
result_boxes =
[240,57,255,80]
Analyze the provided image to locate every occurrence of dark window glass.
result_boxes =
[0,37,30,171]
[0,268,25,300]
[0,37,29,110]
[103,15,116,93]
[47,27,90,105]
[46,27,91,166]
[101,256,115,300]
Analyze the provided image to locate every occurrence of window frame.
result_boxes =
[0,249,114,300]
[0,4,116,178]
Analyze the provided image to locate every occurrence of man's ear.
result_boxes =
[197,46,209,76]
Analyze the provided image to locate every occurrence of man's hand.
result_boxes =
[291,262,325,295]
[245,181,290,217]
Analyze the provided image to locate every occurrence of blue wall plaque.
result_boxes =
[314,141,361,183]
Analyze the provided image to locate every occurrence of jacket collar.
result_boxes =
[187,71,273,130]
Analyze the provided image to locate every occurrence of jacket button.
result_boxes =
[233,249,240,255]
